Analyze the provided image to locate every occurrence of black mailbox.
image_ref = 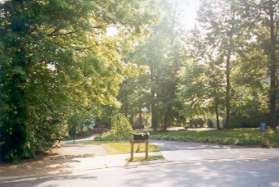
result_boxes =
[130,131,150,161]
[132,132,149,142]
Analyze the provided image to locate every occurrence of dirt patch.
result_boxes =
[57,143,107,156]
[0,143,107,180]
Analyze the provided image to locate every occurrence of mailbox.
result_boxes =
[130,131,150,161]
[259,122,267,133]
[132,132,149,142]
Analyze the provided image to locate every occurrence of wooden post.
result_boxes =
[130,141,134,161]
[145,140,148,160]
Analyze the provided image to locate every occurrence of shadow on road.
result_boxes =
[123,158,279,187]
[1,158,279,186]
[151,140,237,151]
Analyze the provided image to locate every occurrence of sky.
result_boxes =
[176,0,200,31]
[106,0,200,37]
[0,0,199,35]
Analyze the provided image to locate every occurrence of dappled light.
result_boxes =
[1,0,279,186]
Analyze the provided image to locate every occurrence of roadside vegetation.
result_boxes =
[151,129,279,147]
[82,141,159,155]
[1,0,279,162]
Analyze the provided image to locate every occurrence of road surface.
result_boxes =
[1,140,279,187]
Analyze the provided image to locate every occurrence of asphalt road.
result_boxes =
[1,158,279,187]
[1,140,279,187]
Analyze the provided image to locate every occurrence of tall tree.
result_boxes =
[0,0,153,161]
[238,0,279,128]
[192,0,240,128]
[126,0,186,130]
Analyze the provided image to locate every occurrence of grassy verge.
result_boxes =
[82,141,160,154]
[127,155,164,162]
[94,132,130,141]
[151,128,279,147]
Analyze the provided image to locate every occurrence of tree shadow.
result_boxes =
[0,153,94,185]
[151,140,241,151]
[123,158,279,187]
[0,173,98,187]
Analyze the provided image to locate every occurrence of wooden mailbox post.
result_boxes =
[130,131,149,161]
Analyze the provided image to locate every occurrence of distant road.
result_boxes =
[63,135,95,144]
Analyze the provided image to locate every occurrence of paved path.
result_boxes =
[1,158,279,187]
[1,140,279,187]
[63,135,96,144]
[152,140,279,162]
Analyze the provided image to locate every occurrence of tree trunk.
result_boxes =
[129,114,134,128]
[268,1,278,129]
[150,63,158,131]
[225,49,231,129]
[162,114,170,131]
[215,98,220,129]
[95,118,101,128]
[139,110,143,129]
[224,6,235,129]
[151,92,158,131]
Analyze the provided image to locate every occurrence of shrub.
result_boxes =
[151,128,279,147]
[95,114,132,141]
[111,113,132,139]
[189,118,205,128]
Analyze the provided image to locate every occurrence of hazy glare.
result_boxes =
[176,0,200,31]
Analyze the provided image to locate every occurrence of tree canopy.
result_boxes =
[1,0,279,161]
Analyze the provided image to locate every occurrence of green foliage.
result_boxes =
[94,132,120,141]
[151,129,279,147]
[1,0,279,162]
[176,0,279,129]
[68,112,95,139]
[111,113,132,139]
[95,113,132,141]
[0,0,154,162]
[188,118,205,128]
[120,0,186,130]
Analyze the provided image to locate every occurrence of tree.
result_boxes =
[183,0,241,128]
[125,0,186,131]
[238,0,279,128]
[0,0,154,161]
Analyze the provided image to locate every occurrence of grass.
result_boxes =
[151,128,279,147]
[94,132,130,141]
[82,141,160,154]
[127,155,165,162]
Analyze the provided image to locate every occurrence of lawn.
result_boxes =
[127,155,165,162]
[151,128,279,147]
[82,141,160,154]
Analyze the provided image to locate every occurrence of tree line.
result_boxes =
[0,0,279,161]
[118,0,279,130]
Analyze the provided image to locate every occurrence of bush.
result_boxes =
[151,128,279,147]
[189,118,205,128]
[111,113,132,138]
[96,113,132,141]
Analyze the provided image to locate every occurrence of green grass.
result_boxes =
[127,155,165,162]
[151,128,279,147]
[94,132,130,141]
[82,141,160,154]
